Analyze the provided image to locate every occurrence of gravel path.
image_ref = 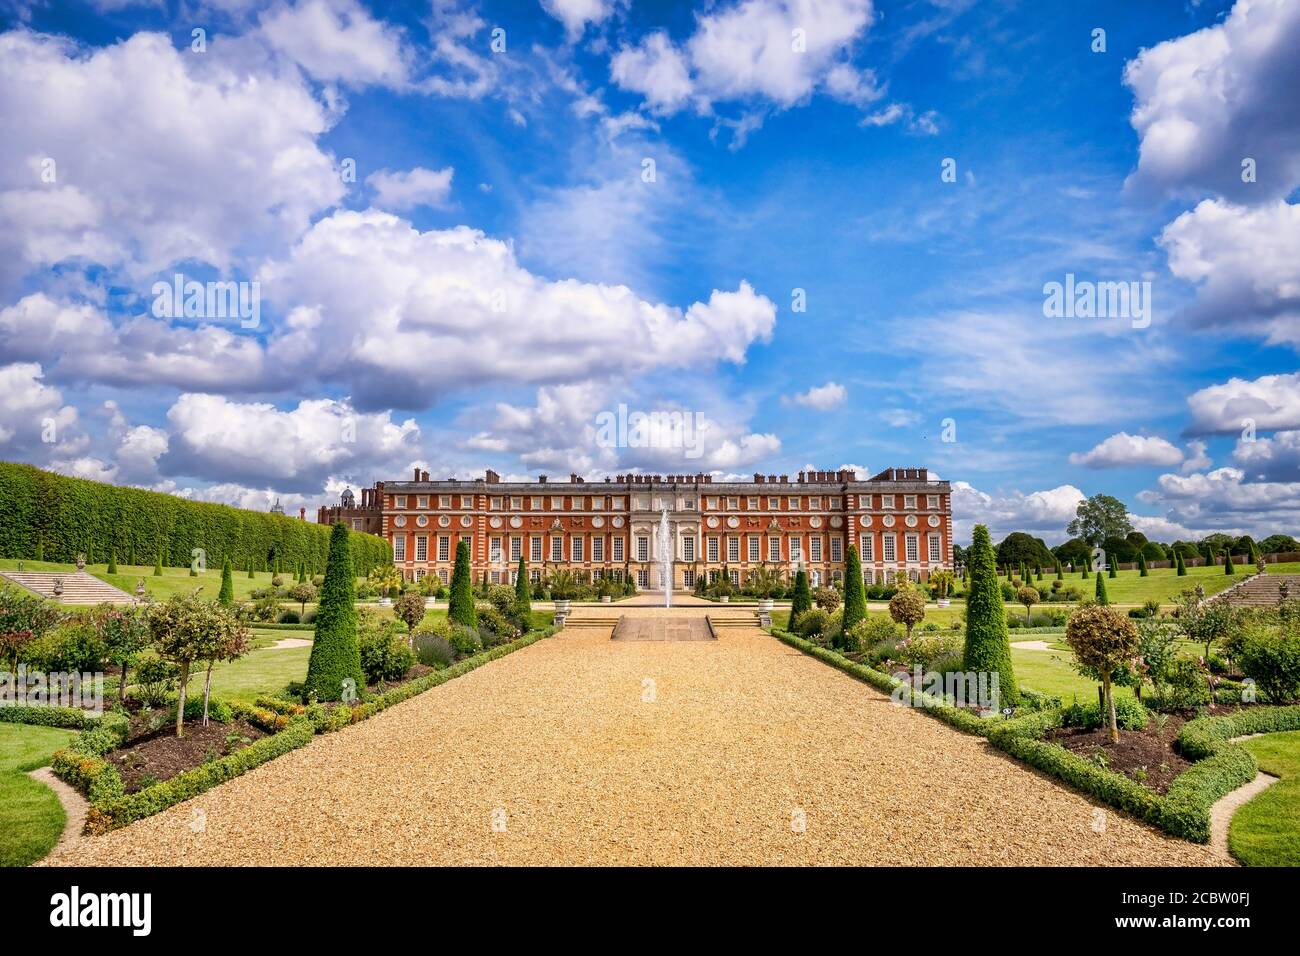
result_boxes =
[43,620,1221,866]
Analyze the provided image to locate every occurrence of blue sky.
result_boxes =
[1,0,1298,545]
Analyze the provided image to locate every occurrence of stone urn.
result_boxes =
[424,596,437,608]
[52,577,64,597]
[75,553,86,571]
[758,598,774,613]
[554,599,572,615]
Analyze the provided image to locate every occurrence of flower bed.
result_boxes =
[53,627,555,832]
[770,626,1275,843]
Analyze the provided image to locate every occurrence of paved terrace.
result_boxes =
[45,604,1219,866]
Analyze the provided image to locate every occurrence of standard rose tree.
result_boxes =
[1066,604,1140,743]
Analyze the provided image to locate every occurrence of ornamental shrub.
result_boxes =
[304,523,364,702]
[788,569,812,622]
[842,546,867,633]
[962,524,1018,706]
[448,539,477,628]
[218,557,234,605]
[359,630,416,684]
[1238,629,1300,704]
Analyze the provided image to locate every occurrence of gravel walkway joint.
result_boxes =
[44,612,1220,866]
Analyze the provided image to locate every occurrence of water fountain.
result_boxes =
[657,508,672,608]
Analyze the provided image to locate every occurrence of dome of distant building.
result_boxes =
[341,487,355,508]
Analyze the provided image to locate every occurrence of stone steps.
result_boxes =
[1212,573,1300,608]
[0,570,136,605]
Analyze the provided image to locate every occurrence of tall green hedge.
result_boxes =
[0,461,388,574]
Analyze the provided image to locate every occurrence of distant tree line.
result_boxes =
[955,492,1298,569]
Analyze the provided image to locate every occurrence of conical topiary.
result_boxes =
[304,523,364,702]
[1055,560,1063,580]
[1138,552,1148,577]
[842,545,866,632]
[218,556,234,605]
[248,556,255,580]
[1095,570,1109,605]
[448,539,477,627]
[107,550,117,574]
[962,525,1018,706]
[788,569,812,625]
[1225,550,1235,575]
[1108,556,1117,578]
[514,556,531,614]
[1176,550,1187,576]
[154,546,163,576]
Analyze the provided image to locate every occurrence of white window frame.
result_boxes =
[707,537,719,562]
[860,535,873,562]
[530,536,542,562]
[571,537,584,562]
[613,537,625,563]
[550,537,564,562]
[905,534,919,563]
[928,534,941,564]
[394,535,406,561]
[636,536,650,562]
[790,538,803,563]
[748,537,760,562]
[437,536,450,562]
[592,537,604,562]
[682,537,696,562]
[831,537,842,562]
[768,536,780,562]
[810,537,822,562]
[883,534,896,562]
[727,537,740,563]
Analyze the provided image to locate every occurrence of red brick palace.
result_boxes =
[322,467,952,590]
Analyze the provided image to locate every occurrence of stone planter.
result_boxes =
[937,598,950,608]
[554,599,572,615]
[720,595,730,603]
[758,598,774,612]
[425,596,437,608]
[601,595,612,603]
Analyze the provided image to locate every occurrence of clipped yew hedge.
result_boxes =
[0,461,389,575]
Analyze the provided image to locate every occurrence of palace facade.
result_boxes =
[327,466,952,590]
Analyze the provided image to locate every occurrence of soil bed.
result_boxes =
[1046,714,1190,794]
[110,719,267,793]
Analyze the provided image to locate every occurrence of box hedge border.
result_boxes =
[0,704,104,730]
[770,626,1266,843]
[54,627,556,832]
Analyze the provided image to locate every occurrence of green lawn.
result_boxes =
[201,645,312,703]
[1010,648,1135,704]
[0,723,77,867]
[1230,732,1300,867]
[0,558,302,603]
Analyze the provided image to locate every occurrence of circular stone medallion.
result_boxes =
[393,515,407,528]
